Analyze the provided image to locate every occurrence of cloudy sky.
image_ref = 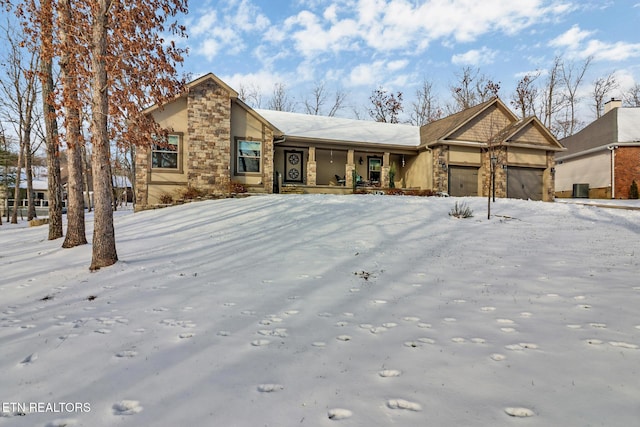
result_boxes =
[180,0,639,118]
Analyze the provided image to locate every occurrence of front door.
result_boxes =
[284,150,303,183]
[368,157,382,185]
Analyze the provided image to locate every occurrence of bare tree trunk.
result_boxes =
[82,145,92,212]
[11,142,23,224]
[40,0,63,240]
[25,137,36,220]
[62,109,87,248]
[89,0,118,270]
[60,0,87,248]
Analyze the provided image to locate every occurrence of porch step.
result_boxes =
[280,186,306,194]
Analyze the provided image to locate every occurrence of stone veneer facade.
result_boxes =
[187,79,232,194]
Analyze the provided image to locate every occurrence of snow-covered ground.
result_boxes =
[1,195,639,427]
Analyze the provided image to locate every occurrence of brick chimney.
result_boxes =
[604,98,622,114]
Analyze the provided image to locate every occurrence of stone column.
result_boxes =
[381,152,390,188]
[307,146,316,186]
[346,149,355,188]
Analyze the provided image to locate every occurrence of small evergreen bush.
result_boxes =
[449,201,473,218]
[630,180,639,199]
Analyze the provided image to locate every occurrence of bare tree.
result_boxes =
[448,66,500,113]
[59,0,87,248]
[267,82,295,112]
[559,56,592,136]
[592,71,619,118]
[622,83,640,107]
[409,78,442,126]
[238,83,263,109]
[39,0,64,239]
[0,21,40,223]
[510,71,541,119]
[369,86,403,123]
[303,81,346,116]
[539,56,564,132]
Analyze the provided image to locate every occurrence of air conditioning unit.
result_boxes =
[572,183,589,198]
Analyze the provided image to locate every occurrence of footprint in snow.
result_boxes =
[370,326,388,334]
[403,316,420,322]
[443,317,457,323]
[251,339,270,346]
[504,407,535,417]
[496,318,515,324]
[257,384,284,392]
[387,399,422,411]
[217,331,231,336]
[585,339,604,345]
[451,337,466,343]
[500,328,517,333]
[116,350,138,358]
[566,324,582,329]
[491,353,506,361]
[378,369,402,377]
[417,323,432,329]
[45,419,78,427]
[471,338,486,344]
[328,408,353,420]
[94,328,111,334]
[481,306,496,312]
[179,332,195,339]
[112,400,143,415]
[589,323,607,328]
[609,341,638,349]
[520,312,533,318]
[336,335,352,341]
[372,300,387,304]
[312,341,326,348]
[20,353,38,365]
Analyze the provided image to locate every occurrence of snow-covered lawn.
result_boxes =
[1,195,639,426]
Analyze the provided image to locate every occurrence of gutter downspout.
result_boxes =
[607,145,617,199]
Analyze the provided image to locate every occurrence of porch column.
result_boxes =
[382,152,390,188]
[346,149,355,187]
[307,146,317,186]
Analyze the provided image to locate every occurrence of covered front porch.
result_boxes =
[274,145,417,193]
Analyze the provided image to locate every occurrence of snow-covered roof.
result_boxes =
[255,109,420,147]
[617,108,640,142]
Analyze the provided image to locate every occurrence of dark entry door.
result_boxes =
[448,166,478,196]
[507,167,543,200]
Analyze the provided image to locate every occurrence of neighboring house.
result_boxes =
[555,99,640,199]
[135,73,563,210]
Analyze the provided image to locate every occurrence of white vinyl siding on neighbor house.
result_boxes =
[555,151,610,192]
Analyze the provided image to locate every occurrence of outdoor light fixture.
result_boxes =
[440,160,447,171]
[401,154,405,167]
[359,156,363,165]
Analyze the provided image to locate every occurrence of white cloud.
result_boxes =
[549,25,640,62]
[549,25,594,49]
[451,47,498,66]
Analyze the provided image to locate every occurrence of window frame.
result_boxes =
[151,133,183,172]
[235,137,262,175]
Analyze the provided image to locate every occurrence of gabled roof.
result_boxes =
[498,116,565,151]
[143,72,239,115]
[420,97,517,147]
[558,107,640,159]
[254,109,420,148]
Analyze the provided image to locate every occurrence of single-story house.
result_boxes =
[134,73,564,210]
[555,99,640,199]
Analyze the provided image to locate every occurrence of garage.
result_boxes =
[448,166,479,196]
[507,167,543,200]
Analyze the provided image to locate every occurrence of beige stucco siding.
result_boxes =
[403,150,432,189]
[231,104,272,186]
[449,145,481,165]
[508,147,548,167]
[149,97,189,185]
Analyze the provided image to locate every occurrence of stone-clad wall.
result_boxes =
[135,145,150,207]
[187,79,231,194]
